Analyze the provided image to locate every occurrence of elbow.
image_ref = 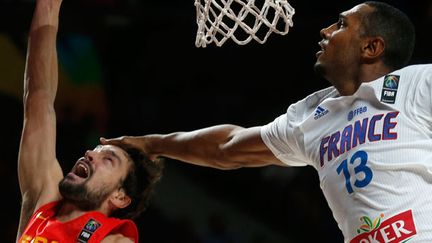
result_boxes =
[23,90,55,115]
[23,89,54,106]
[211,160,243,170]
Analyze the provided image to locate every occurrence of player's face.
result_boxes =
[59,145,132,211]
[314,4,372,84]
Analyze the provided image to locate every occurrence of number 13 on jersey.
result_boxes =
[336,150,373,194]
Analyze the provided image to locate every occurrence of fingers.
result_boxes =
[100,136,147,153]
[100,136,133,147]
[99,137,107,144]
[100,137,108,144]
[100,137,121,145]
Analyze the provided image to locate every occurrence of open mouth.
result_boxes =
[73,159,91,179]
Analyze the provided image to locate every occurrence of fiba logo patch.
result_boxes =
[381,75,399,104]
[78,218,102,242]
[85,219,101,232]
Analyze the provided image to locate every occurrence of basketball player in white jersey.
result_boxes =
[102,1,432,242]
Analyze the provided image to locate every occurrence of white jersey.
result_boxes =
[261,64,432,242]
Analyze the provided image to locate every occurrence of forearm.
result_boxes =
[24,0,62,104]
[18,0,64,205]
[145,125,278,169]
[148,125,241,169]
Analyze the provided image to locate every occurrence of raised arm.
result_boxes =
[101,124,285,169]
[17,0,64,236]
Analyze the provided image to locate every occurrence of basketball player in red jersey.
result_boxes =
[16,0,163,242]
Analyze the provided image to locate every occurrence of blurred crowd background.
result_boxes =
[1,0,431,242]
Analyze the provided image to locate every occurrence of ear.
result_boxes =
[361,36,385,62]
[110,188,132,209]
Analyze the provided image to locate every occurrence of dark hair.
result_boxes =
[111,147,164,219]
[361,1,415,69]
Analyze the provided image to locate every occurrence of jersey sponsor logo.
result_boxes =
[348,106,368,121]
[78,218,102,243]
[314,106,329,120]
[350,210,417,243]
[381,75,399,104]
[319,111,399,167]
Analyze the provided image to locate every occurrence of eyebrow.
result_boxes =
[105,149,122,164]
[107,150,121,162]
[94,145,127,165]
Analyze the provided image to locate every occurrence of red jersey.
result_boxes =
[18,201,139,243]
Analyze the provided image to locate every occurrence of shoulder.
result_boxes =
[80,213,138,243]
[17,200,61,240]
[397,63,432,74]
[392,64,432,88]
[22,200,60,225]
[101,233,135,243]
[304,86,338,106]
[288,86,337,118]
[107,218,138,243]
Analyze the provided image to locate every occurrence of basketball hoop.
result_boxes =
[194,0,295,47]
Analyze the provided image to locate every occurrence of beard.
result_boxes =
[58,176,112,211]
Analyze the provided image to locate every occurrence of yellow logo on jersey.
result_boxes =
[20,234,59,243]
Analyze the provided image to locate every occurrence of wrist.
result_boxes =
[32,0,62,29]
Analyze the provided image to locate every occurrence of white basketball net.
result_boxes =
[194,0,295,47]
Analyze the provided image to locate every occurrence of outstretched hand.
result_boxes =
[100,136,159,161]
[100,136,143,149]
